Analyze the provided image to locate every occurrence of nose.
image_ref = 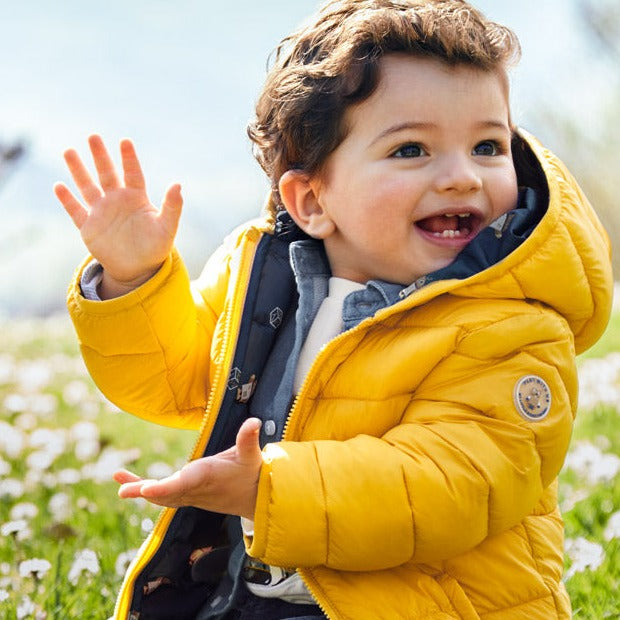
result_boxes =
[434,153,482,194]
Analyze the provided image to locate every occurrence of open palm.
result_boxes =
[54,135,183,296]
[113,418,263,520]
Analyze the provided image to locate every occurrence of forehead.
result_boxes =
[343,54,512,135]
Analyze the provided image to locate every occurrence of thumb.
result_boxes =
[235,418,262,464]
[160,183,183,232]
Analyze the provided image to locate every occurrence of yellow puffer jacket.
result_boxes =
[67,131,612,620]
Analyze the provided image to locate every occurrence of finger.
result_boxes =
[118,480,152,499]
[235,418,262,465]
[160,183,183,233]
[140,460,211,502]
[54,182,88,229]
[88,134,121,191]
[113,469,143,484]
[63,147,103,205]
[120,138,146,190]
[140,480,188,507]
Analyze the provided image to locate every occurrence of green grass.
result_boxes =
[578,307,620,361]
[0,316,193,619]
[0,313,619,618]
[560,399,620,618]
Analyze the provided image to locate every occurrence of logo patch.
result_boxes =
[513,375,551,421]
[227,367,242,391]
[269,307,283,329]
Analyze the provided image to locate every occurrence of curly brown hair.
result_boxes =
[247,0,521,208]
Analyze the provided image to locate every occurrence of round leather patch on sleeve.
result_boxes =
[513,375,551,421]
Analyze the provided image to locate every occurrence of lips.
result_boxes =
[416,211,482,239]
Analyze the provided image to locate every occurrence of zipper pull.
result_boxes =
[399,275,427,299]
[489,212,515,239]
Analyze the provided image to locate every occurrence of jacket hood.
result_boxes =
[450,129,613,354]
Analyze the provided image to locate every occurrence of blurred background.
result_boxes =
[1,0,618,317]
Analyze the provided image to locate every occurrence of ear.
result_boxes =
[278,170,335,239]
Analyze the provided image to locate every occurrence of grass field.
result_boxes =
[1,313,619,619]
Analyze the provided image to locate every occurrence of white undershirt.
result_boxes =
[293,277,365,393]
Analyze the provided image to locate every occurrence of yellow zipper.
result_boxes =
[282,319,373,620]
[114,230,260,619]
[278,311,381,619]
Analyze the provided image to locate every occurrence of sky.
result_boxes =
[0,0,612,316]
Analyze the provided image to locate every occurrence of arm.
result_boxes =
[67,249,220,429]
[56,136,224,429]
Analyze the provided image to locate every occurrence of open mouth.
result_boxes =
[416,212,480,239]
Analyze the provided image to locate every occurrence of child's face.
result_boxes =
[297,54,519,285]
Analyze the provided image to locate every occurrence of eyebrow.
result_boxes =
[370,119,510,146]
[370,122,433,147]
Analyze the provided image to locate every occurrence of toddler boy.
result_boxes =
[55,1,612,618]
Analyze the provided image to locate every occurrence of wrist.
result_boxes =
[97,265,162,300]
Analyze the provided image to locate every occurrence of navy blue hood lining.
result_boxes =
[422,186,545,286]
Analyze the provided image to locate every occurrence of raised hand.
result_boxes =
[54,135,183,299]
[113,418,263,520]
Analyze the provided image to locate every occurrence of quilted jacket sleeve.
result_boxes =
[67,245,232,430]
[246,305,577,570]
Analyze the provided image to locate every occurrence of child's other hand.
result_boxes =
[113,418,263,520]
[54,135,183,299]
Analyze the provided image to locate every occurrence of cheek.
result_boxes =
[361,170,417,211]
[495,170,519,214]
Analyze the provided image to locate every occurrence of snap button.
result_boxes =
[263,420,277,436]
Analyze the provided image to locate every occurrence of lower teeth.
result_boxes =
[433,229,461,238]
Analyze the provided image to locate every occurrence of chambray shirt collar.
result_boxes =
[342,281,404,330]
[289,239,404,332]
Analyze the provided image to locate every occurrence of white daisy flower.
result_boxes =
[1,519,28,537]
[115,549,138,577]
[0,478,25,498]
[19,559,52,580]
[146,462,174,480]
[48,492,72,522]
[68,549,100,585]
[0,457,11,477]
[26,450,56,472]
[16,595,35,619]
[604,511,620,542]
[0,422,26,458]
[10,502,39,520]
[57,468,82,485]
[16,359,53,392]
[563,441,620,486]
[3,393,28,414]
[564,537,605,580]
[0,353,15,384]
[62,380,91,406]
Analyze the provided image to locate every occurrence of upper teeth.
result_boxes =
[444,213,471,218]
